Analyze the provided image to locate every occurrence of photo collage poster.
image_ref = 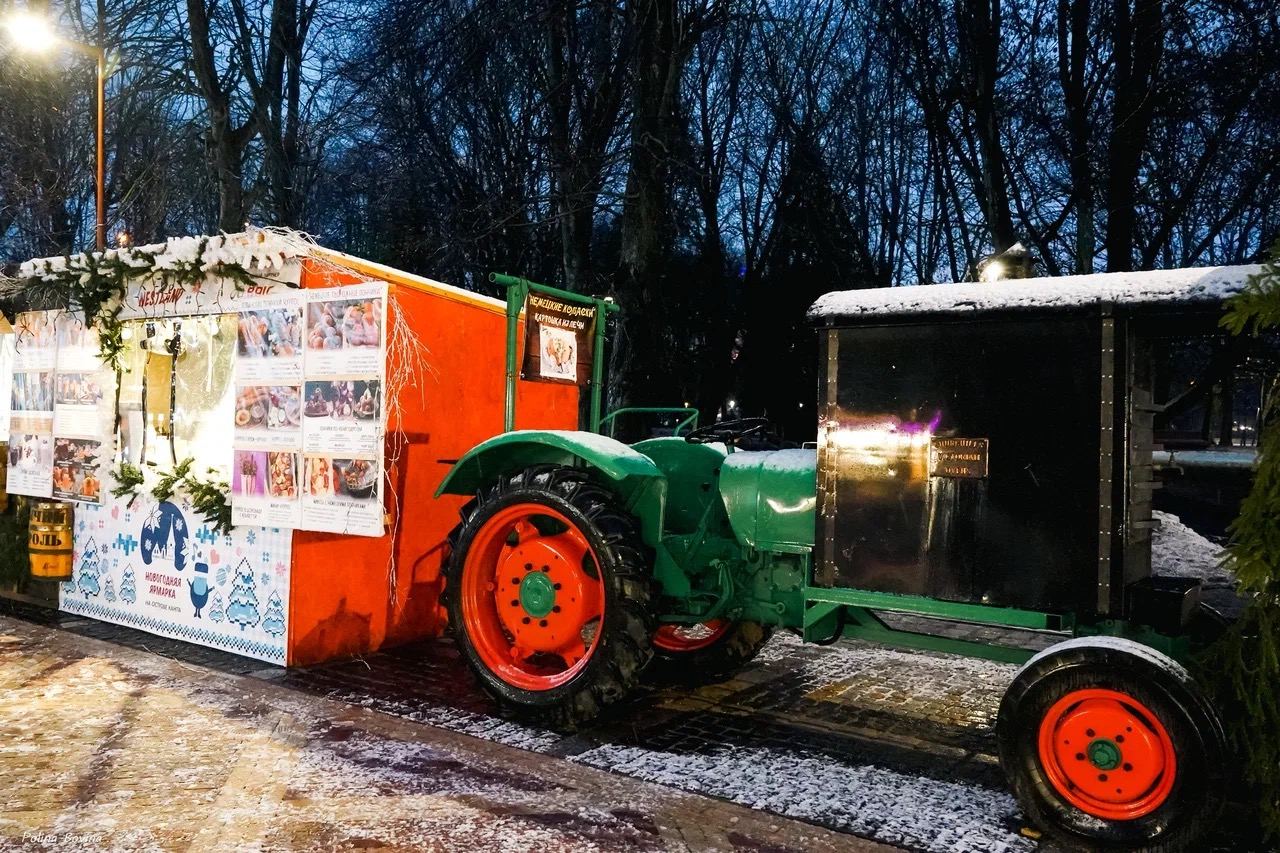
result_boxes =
[51,315,113,505]
[4,312,115,503]
[230,281,388,537]
[7,312,58,497]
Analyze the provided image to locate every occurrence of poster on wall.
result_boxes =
[51,315,112,504]
[0,322,13,435]
[231,292,305,529]
[520,291,597,385]
[299,281,386,537]
[61,486,291,665]
[7,311,57,497]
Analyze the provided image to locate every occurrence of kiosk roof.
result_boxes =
[809,264,1261,324]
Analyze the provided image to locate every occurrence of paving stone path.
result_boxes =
[0,602,1261,851]
[0,613,892,853]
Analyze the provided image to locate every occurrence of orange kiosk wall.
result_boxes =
[286,256,580,665]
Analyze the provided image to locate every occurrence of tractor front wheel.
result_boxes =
[997,637,1227,851]
[445,466,654,730]
[646,619,773,685]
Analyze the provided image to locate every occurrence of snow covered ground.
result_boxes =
[1151,509,1234,588]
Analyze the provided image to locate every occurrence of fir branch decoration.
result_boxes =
[185,467,233,536]
[109,461,146,506]
[149,458,233,535]
[5,231,303,372]
[1202,237,1280,840]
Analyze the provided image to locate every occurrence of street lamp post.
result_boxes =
[4,13,107,251]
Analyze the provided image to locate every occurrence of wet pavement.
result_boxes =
[0,611,890,853]
[0,600,1263,852]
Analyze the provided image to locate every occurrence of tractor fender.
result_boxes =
[436,430,668,547]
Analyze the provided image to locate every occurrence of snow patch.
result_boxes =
[572,743,1033,853]
[809,264,1260,320]
[1151,510,1233,588]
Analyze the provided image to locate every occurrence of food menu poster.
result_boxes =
[230,282,388,537]
[299,282,387,537]
[231,294,304,529]
[51,315,111,505]
[4,312,113,503]
[7,312,57,497]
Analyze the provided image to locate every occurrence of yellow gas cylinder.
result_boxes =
[28,501,74,581]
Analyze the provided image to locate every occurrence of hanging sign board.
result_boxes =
[521,292,596,385]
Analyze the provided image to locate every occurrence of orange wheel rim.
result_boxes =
[1037,688,1177,821]
[460,502,604,691]
[653,619,730,652]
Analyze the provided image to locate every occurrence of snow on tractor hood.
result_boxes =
[719,448,817,553]
[808,264,1261,323]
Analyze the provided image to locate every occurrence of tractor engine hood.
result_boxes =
[718,449,817,554]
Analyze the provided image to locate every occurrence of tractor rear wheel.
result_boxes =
[997,637,1227,852]
[646,620,773,685]
[445,465,654,730]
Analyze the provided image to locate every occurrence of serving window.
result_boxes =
[116,315,237,476]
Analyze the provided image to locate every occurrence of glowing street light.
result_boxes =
[4,12,58,51]
[3,12,108,251]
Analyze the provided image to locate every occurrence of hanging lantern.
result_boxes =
[28,501,73,581]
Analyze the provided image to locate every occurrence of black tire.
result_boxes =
[997,637,1227,852]
[646,620,773,685]
[444,465,654,730]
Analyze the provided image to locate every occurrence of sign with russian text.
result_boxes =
[929,437,990,479]
[521,292,596,385]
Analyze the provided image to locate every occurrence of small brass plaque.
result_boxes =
[930,438,989,479]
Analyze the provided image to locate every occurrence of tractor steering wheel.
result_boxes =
[684,417,771,446]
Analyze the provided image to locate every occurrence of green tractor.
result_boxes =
[438,269,1255,851]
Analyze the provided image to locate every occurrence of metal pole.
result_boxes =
[590,299,606,433]
[94,45,105,251]
[503,280,523,432]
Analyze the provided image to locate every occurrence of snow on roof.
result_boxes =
[809,264,1262,323]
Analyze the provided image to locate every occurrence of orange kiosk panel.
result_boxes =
[286,255,580,665]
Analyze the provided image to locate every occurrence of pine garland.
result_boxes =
[1202,238,1280,839]
[110,457,233,536]
[8,232,296,372]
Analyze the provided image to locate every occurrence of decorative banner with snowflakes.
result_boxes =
[60,485,292,665]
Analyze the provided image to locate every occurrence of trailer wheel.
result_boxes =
[997,637,1226,851]
[646,620,773,685]
[445,465,653,730]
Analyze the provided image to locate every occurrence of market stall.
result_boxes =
[1,230,580,664]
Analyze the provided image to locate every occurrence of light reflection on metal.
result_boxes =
[765,495,816,515]
[827,412,940,481]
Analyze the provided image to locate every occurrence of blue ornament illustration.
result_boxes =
[225,559,260,630]
[77,538,102,597]
[209,592,226,623]
[104,576,116,603]
[261,591,285,638]
[188,562,212,618]
[140,501,189,571]
[120,566,137,604]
